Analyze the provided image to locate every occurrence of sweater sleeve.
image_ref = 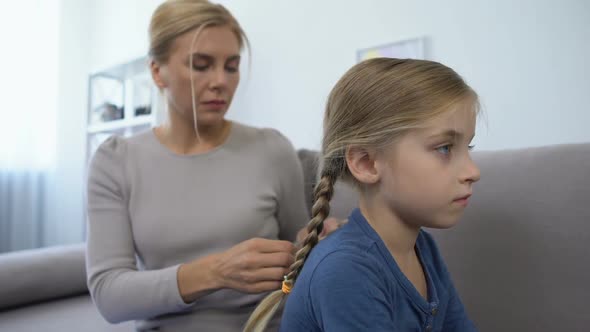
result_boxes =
[85,136,193,324]
[264,129,310,242]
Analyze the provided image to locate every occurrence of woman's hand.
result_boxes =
[212,238,295,294]
[178,238,295,303]
[178,222,348,304]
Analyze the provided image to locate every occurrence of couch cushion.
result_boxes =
[0,294,133,331]
[429,143,590,332]
[0,243,88,310]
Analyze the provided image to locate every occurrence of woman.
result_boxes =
[86,1,315,330]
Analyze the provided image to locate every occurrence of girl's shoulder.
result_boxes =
[302,225,385,285]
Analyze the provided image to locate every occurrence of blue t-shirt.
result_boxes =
[280,208,477,332]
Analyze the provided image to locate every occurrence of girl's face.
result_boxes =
[152,25,241,127]
[375,106,481,229]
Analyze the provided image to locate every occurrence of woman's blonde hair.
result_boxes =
[243,58,479,332]
[149,0,248,64]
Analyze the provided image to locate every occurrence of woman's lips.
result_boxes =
[201,100,226,110]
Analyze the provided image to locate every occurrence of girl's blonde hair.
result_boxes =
[243,58,479,332]
[149,0,248,64]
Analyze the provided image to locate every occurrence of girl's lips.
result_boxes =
[453,197,469,207]
[455,193,472,201]
[453,194,472,207]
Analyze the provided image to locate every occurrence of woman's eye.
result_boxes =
[192,64,209,71]
[225,66,238,73]
[225,59,240,73]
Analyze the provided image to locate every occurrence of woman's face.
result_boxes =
[152,25,241,128]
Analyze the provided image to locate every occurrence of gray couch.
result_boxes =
[1,143,588,331]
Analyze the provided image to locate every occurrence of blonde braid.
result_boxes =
[286,170,335,281]
[243,163,339,332]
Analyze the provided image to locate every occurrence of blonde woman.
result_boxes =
[85,1,333,330]
[245,58,481,331]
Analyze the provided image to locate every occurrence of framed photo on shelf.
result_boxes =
[88,75,125,125]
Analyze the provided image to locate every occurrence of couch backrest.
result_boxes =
[0,243,87,310]
[297,149,358,219]
[297,143,590,332]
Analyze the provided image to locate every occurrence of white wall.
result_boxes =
[87,0,162,71]
[51,0,93,245]
[84,0,590,151]
[57,0,589,232]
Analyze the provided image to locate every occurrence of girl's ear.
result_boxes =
[150,60,168,90]
[345,146,380,185]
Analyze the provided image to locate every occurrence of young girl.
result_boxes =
[245,58,481,331]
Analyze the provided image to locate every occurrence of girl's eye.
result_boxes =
[468,145,476,151]
[436,145,452,156]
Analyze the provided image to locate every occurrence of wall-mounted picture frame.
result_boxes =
[357,37,425,63]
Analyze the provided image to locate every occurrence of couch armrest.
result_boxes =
[0,243,88,310]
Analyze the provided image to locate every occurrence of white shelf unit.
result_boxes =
[85,56,162,164]
[87,114,154,134]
